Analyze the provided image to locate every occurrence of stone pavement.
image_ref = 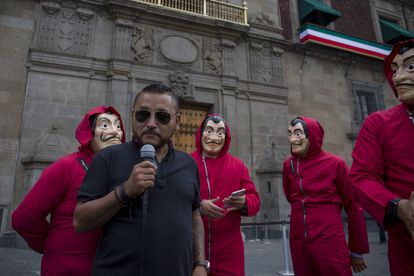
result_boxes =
[0,233,389,276]
[244,232,389,276]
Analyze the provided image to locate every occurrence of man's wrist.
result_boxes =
[384,197,402,226]
[199,200,206,216]
[387,198,401,218]
[193,260,210,273]
[240,203,248,214]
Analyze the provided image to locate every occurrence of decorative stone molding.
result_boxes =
[42,2,60,15]
[160,35,198,64]
[169,71,192,99]
[77,8,94,21]
[153,30,202,70]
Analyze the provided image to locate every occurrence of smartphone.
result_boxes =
[231,188,246,197]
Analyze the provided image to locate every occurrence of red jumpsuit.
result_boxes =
[283,117,369,276]
[12,106,125,276]
[191,115,261,276]
[349,39,414,276]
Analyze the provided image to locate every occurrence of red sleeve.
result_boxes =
[282,159,291,202]
[335,158,369,254]
[12,158,69,253]
[240,164,260,216]
[349,115,398,227]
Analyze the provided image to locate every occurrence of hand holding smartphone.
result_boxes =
[231,188,246,197]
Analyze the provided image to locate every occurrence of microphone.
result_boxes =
[139,144,157,233]
[140,144,158,170]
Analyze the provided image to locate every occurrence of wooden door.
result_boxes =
[173,104,210,153]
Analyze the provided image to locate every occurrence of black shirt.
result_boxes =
[78,141,200,276]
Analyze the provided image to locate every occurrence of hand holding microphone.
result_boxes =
[123,144,158,199]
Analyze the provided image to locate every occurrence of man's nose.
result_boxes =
[146,113,158,128]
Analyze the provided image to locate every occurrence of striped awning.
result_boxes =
[299,23,391,60]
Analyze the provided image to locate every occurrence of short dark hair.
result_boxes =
[201,115,225,133]
[290,117,308,137]
[133,82,179,111]
[398,41,414,55]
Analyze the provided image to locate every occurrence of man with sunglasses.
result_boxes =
[74,83,207,276]
[349,39,414,275]
[191,114,260,276]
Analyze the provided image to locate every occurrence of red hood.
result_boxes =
[291,116,324,158]
[76,106,126,153]
[194,114,231,157]
[384,39,414,98]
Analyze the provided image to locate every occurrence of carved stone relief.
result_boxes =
[249,42,284,85]
[114,19,134,59]
[221,39,236,75]
[272,47,284,86]
[250,42,263,82]
[262,47,273,83]
[169,71,192,99]
[74,8,94,56]
[203,38,222,75]
[37,3,60,51]
[132,26,154,63]
[253,12,274,27]
[57,8,75,52]
[35,2,94,56]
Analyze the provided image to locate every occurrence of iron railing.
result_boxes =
[132,0,248,25]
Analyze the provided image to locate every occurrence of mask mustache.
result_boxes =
[101,134,122,142]
[396,83,414,87]
[205,140,222,145]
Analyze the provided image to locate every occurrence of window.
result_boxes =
[349,81,384,138]
[298,0,341,26]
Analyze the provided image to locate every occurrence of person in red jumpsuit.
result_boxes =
[283,116,369,276]
[349,39,414,275]
[12,106,125,276]
[191,114,261,276]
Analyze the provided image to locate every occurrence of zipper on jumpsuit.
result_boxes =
[201,156,212,263]
[296,158,308,239]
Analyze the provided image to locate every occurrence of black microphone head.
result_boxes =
[140,144,156,160]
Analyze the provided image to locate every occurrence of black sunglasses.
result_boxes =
[134,109,173,125]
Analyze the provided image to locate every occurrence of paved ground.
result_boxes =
[0,233,388,276]
[244,233,389,276]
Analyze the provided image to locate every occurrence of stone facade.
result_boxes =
[0,0,411,241]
